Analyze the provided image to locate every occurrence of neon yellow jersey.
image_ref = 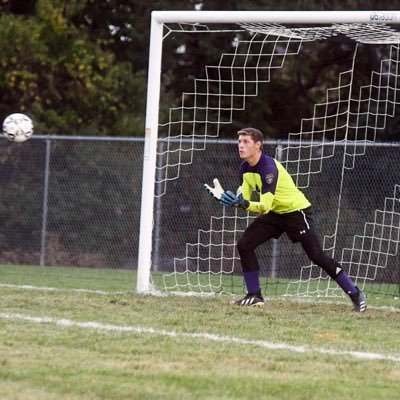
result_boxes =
[240,154,311,214]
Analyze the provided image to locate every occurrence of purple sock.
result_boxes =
[243,271,260,294]
[335,270,358,296]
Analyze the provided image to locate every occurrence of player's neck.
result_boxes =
[246,151,262,167]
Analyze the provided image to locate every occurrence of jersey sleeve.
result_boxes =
[240,177,252,200]
[246,159,278,214]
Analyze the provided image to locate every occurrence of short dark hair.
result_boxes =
[237,127,264,149]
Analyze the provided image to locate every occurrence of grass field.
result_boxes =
[0,265,400,400]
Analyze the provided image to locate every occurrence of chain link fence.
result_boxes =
[0,136,399,295]
[0,136,143,269]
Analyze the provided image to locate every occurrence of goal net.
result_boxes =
[138,11,400,299]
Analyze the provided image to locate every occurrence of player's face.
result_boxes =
[238,135,261,163]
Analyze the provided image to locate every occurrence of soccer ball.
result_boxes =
[2,113,34,143]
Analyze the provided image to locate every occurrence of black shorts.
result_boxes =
[257,207,316,243]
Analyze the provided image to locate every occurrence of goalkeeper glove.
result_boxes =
[204,178,224,201]
[220,191,249,209]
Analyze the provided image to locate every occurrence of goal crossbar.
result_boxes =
[152,10,400,24]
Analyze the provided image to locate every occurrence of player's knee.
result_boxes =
[236,238,246,256]
[302,236,338,277]
[307,250,323,265]
[237,236,253,256]
[308,251,337,277]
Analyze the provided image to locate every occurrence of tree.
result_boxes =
[0,0,146,135]
[0,0,398,137]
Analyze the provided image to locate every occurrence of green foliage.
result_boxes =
[0,0,398,137]
[0,0,145,135]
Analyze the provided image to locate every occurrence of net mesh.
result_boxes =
[151,23,400,298]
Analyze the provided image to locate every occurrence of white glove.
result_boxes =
[204,178,224,200]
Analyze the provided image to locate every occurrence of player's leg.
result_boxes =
[300,234,366,312]
[234,215,282,306]
[284,208,366,312]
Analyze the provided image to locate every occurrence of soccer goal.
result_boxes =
[137,11,400,299]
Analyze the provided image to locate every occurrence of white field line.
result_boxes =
[1,282,399,313]
[1,311,400,363]
[0,283,126,296]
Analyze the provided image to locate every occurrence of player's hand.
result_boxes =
[220,190,238,207]
[220,191,248,209]
[236,194,248,209]
[204,178,224,201]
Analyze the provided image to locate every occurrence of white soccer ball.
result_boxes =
[2,113,34,143]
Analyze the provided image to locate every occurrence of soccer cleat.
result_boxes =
[233,292,264,307]
[350,287,367,312]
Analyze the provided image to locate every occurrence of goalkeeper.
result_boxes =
[204,127,366,312]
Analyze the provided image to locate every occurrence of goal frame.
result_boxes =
[137,10,400,293]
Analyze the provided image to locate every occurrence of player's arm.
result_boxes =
[240,177,252,202]
[246,191,274,214]
[245,162,278,214]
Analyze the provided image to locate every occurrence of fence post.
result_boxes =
[40,138,51,267]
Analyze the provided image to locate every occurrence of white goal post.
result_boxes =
[137,10,400,294]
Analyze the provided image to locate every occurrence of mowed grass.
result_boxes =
[0,265,400,400]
